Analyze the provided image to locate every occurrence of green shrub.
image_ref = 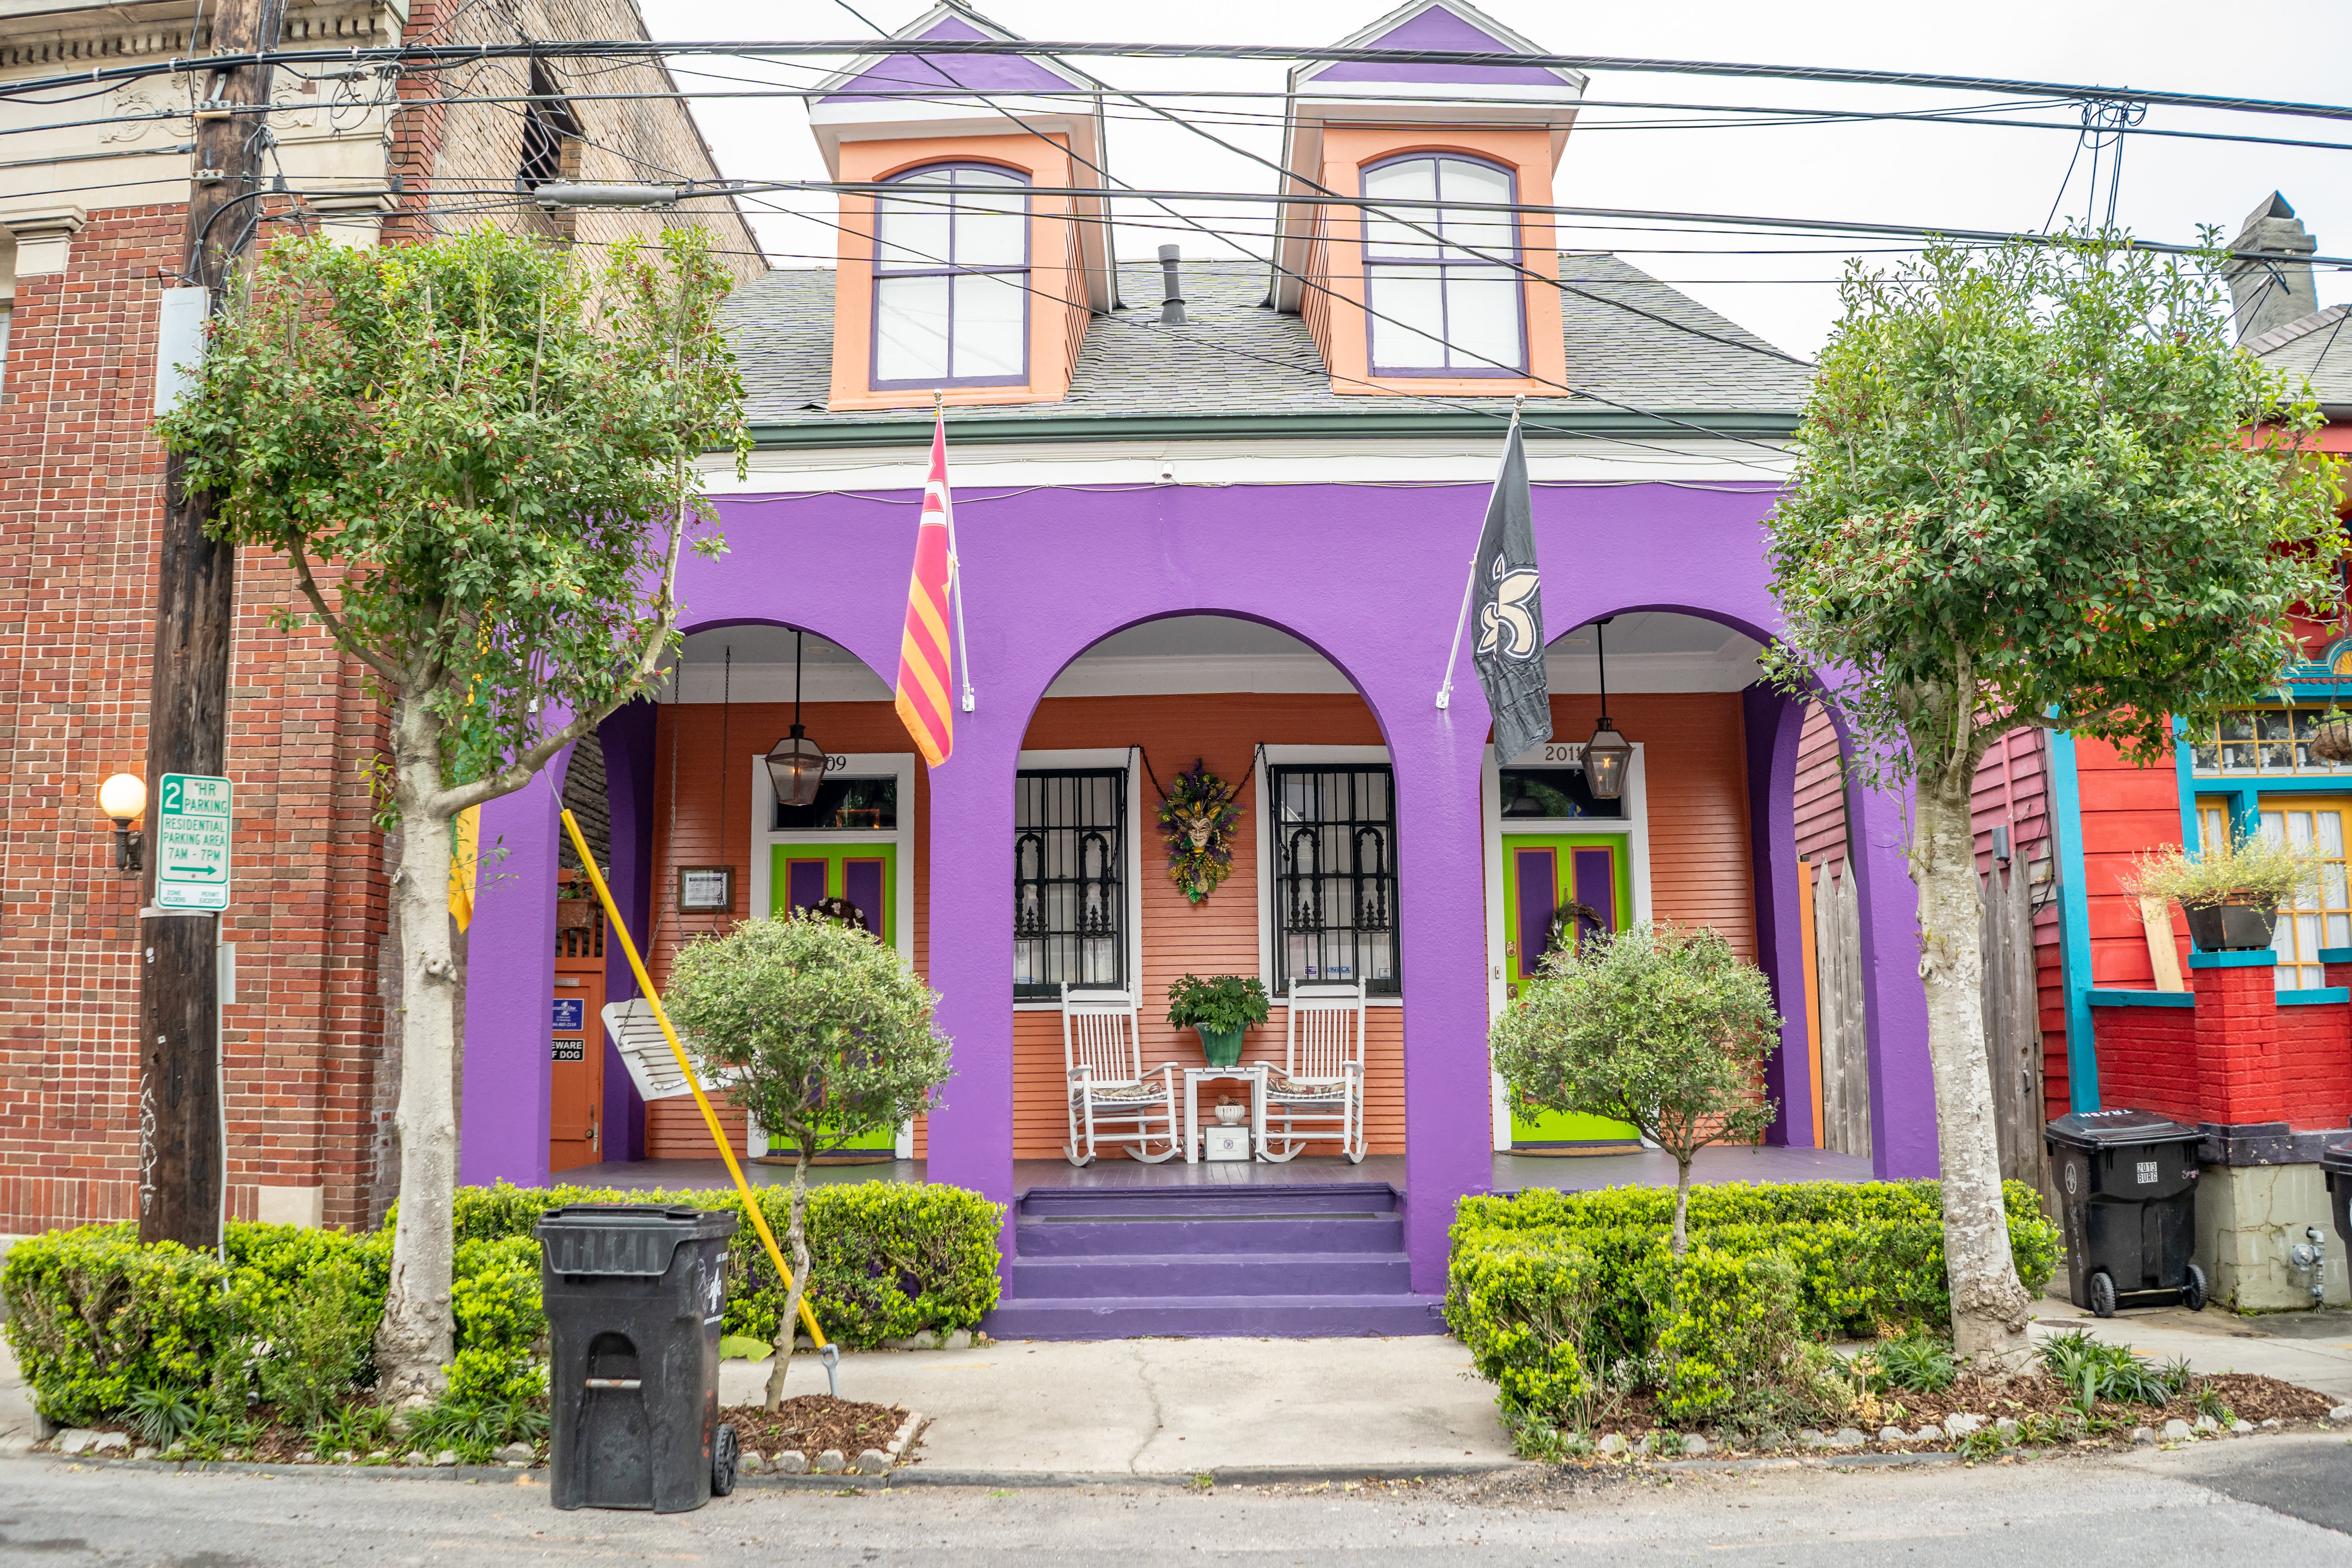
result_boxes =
[446,1236,549,1405]
[1447,1178,2061,1434]
[451,1179,1003,1348]
[2,1228,238,1424]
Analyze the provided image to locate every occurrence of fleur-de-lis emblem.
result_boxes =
[1477,553,1542,661]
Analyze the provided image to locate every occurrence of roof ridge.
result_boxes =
[2247,302,2351,358]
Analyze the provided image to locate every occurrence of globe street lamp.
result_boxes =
[99,772,146,873]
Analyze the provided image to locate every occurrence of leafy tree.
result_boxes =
[1764,233,2342,1368]
[665,915,953,1412]
[158,225,748,1397]
[1489,923,1779,1257]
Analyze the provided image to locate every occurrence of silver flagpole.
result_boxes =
[1436,396,1524,711]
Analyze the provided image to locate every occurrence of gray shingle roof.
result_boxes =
[2249,304,2352,413]
[725,254,1810,437]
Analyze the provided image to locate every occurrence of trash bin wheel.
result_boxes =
[2089,1270,2117,1319]
[712,1422,739,1498]
[2183,1262,2208,1312]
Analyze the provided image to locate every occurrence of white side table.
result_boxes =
[1183,1065,1266,1163]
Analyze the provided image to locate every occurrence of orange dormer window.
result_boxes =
[871,164,1031,389]
[1362,152,1525,377]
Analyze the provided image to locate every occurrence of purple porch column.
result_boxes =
[1743,685,1815,1147]
[921,713,1022,1253]
[599,700,658,1163]
[1390,715,1498,1293]
[458,745,570,1189]
[1846,771,1937,1177]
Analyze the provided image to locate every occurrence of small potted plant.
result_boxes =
[1166,973,1270,1068]
[2124,830,2324,952]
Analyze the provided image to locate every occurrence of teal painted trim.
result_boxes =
[2174,719,2200,852]
[2186,772,2352,798]
[2047,730,2100,1112]
[2189,948,2279,968]
[740,409,1804,451]
[2279,987,2350,1005]
[2320,947,2352,964]
[2086,988,2196,1009]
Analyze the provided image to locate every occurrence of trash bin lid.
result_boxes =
[2044,1108,2203,1151]
[2322,1132,2352,1176]
[534,1203,739,1276]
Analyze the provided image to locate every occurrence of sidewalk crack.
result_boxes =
[1129,1342,1165,1474]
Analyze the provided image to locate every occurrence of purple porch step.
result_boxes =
[1015,1214,1404,1256]
[983,1293,1448,1341]
[987,1181,1442,1340]
[1004,1251,1412,1298]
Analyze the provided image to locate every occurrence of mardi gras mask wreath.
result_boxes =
[1157,758,1243,905]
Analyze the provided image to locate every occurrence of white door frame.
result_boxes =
[1481,741,1652,1150]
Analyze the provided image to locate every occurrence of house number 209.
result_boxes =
[825,754,849,771]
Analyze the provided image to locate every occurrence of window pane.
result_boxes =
[954,175,1027,266]
[1367,264,1446,369]
[1269,765,1399,997]
[874,274,950,383]
[1364,158,1436,258]
[1444,268,1523,369]
[1436,158,1515,259]
[875,190,951,271]
[1014,769,1126,1000]
[951,272,1026,379]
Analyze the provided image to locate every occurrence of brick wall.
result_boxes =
[2093,963,2352,1131]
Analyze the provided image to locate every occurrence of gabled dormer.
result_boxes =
[809,3,1118,411]
[1273,0,1584,397]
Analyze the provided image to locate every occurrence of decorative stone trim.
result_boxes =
[884,1409,924,1460]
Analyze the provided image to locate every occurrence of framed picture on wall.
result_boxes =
[676,865,734,913]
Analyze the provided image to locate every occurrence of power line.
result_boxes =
[7,38,2351,127]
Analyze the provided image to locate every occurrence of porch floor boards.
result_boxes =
[550,1143,1876,1193]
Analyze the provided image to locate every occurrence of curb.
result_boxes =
[11,1453,546,1483]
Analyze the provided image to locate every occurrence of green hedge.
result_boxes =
[1447,1180,2061,1432]
[1,1179,1003,1428]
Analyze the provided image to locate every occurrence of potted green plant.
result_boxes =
[2124,830,2324,952]
[1166,974,1270,1068]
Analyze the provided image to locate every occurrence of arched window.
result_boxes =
[1360,154,1525,376]
[871,164,1030,388]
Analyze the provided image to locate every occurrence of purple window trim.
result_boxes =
[870,161,1034,391]
[1359,151,1530,380]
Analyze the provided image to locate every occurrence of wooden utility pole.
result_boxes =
[137,0,285,1248]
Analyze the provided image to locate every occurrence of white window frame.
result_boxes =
[1012,747,1145,1012]
[747,748,919,1157]
[1481,739,1652,1149]
[1253,745,1403,1011]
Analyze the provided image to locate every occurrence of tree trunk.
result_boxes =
[1911,770,2035,1371]
[374,695,463,1401]
[1672,1155,1693,1259]
[764,1147,814,1414]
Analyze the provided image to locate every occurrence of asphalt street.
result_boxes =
[3,1435,2348,1566]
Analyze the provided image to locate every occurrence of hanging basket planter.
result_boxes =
[2312,719,2352,764]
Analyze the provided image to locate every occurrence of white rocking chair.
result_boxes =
[1257,981,1368,1164]
[1062,984,1183,1167]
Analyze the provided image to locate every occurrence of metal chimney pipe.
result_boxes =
[1157,244,1186,325]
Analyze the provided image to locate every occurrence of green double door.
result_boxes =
[769,842,899,1155]
[1500,833,1641,1152]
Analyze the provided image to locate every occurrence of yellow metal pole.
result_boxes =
[557,805,828,1350]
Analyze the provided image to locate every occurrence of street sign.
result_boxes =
[154,773,232,910]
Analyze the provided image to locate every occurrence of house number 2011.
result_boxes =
[1541,744,1585,764]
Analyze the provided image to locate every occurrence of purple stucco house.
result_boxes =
[455,0,1933,1336]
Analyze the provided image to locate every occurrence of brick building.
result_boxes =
[0,0,759,1237]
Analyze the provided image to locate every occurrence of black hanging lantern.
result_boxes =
[765,629,826,810]
[1582,617,1634,802]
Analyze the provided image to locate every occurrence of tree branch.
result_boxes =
[283,534,405,686]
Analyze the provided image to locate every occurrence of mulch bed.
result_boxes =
[719,1396,909,1459]
[1573,1369,2334,1454]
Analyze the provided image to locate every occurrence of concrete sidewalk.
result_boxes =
[2031,1290,2352,1403]
[719,1336,1515,1475]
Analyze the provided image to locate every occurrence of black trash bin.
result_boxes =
[2322,1133,2352,1255]
[535,1204,741,1512]
[2044,1109,2206,1318]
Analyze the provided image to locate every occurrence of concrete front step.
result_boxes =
[1004,1251,1412,1298]
[982,1293,1448,1340]
[1014,1214,1405,1256]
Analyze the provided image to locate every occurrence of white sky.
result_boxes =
[641,0,2352,357]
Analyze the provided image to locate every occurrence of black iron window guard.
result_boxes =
[1269,763,1400,997]
[1015,768,1127,1001]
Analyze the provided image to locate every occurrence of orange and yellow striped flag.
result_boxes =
[894,415,957,765]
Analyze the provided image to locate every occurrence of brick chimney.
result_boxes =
[2225,192,2320,343]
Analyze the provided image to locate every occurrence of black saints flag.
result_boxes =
[1468,416,1551,763]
